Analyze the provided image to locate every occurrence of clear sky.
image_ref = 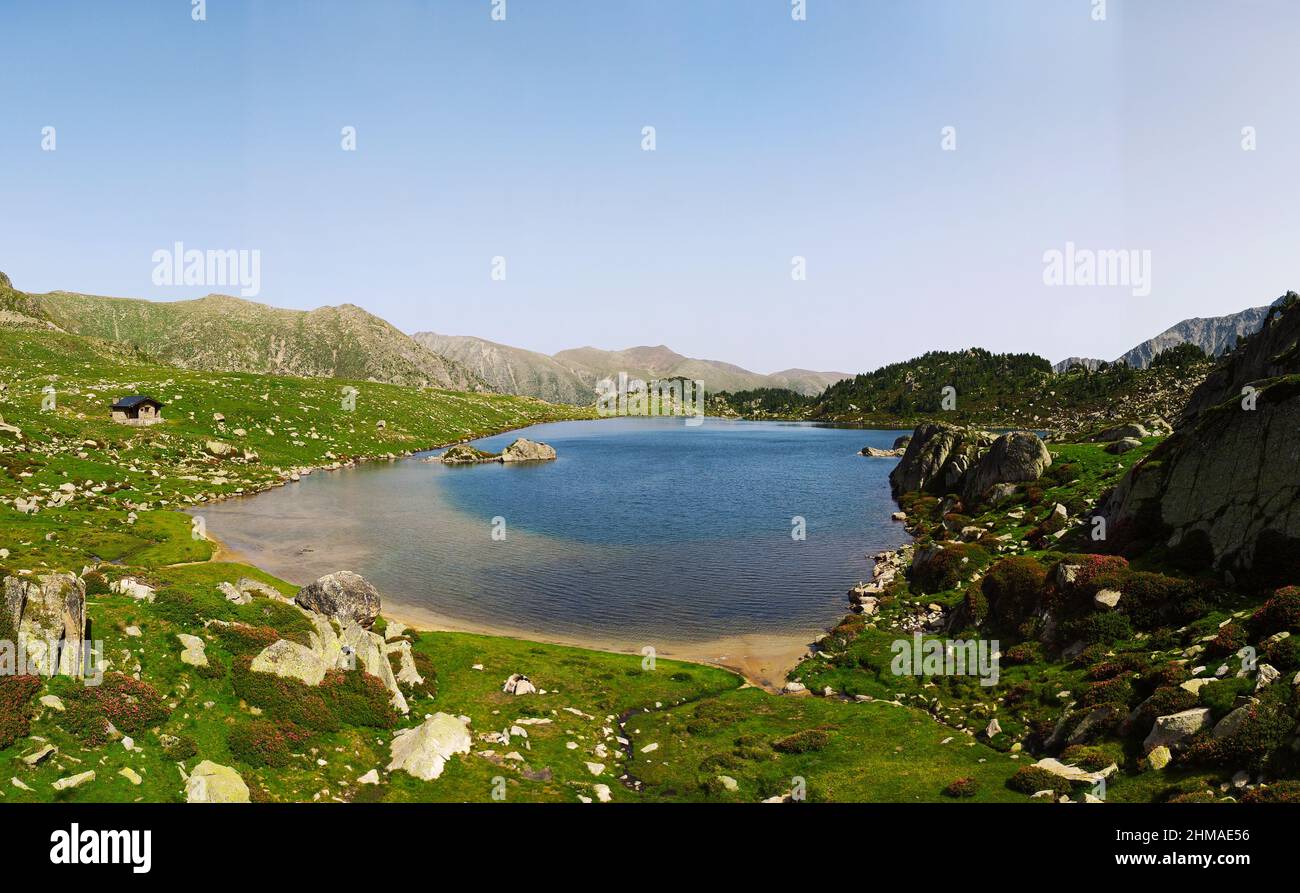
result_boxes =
[2,0,1297,374]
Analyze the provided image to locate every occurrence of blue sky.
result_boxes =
[2,0,1297,374]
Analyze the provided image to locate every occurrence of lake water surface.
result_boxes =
[199,418,911,672]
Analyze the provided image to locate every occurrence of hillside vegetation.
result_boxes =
[712,346,1212,437]
[0,275,482,391]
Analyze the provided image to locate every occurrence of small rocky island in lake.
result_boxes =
[859,434,910,458]
[435,437,557,465]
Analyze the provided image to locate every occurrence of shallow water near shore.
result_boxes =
[198,417,912,684]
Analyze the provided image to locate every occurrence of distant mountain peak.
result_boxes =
[1115,294,1292,369]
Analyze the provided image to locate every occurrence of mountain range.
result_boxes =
[0,276,483,391]
[1053,295,1289,372]
[3,271,1291,408]
[413,332,850,404]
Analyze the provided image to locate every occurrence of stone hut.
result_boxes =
[110,395,164,426]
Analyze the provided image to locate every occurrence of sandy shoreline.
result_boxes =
[204,518,823,691]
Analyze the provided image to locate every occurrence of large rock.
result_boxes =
[889,423,1050,504]
[960,432,1052,503]
[387,713,471,781]
[1100,294,1300,576]
[185,761,250,803]
[500,437,557,463]
[2,574,87,677]
[251,639,328,686]
[295,571,381,628]
[1143,707,1212,752]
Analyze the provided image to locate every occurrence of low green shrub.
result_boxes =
[981,557,1048,632]
[161,734,198,761]
[772,729,831,754]
[0,675,41,749]
[1206,623,1247,659]
[320,669,398,729]
[231,655,339,732]
[58,673,171,747]
[943,776,979,798]
[1068,611,1134,645]
[1243,781,1300,803]
[1007,765,1070,796]
[912,543,989,594]
[1264,636,1300,672]
[1183,702,1295,770]
[227,719,313,768]
[211,623,281,657]
[1250,587,1300,638]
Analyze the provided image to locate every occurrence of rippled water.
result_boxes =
[199,417,912,648]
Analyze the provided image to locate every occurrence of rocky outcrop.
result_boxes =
[888,423,993,498]
[295,571,382,628]
[253,608,409,714]
[500,437,557,462]
[340,618,409,715]
[1099,294,1300,578]
[387,713,471,781]
[438,444,500,464]
[860,446,905,458]
[888,422,1051,504]
[2,574,87,676]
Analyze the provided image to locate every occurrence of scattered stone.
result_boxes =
[503,673,536,695]
[52,771,96,791]
[110,578,156,601]
[22,744,57,766]
[1147,746,1172,771]
[1093,589,1122,610]
[176,633,208,667]
[39,695,65,712]
[119,767,142,785]
[186,761,250,803]
[1255,663,1280,691]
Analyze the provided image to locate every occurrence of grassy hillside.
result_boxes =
[0,275,483,391]
[711,347,1211,435]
